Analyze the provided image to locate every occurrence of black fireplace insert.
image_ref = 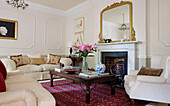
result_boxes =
[101,52,128,88]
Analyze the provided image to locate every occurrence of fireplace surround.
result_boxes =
[95,41,139,75]
[95,41,139,87]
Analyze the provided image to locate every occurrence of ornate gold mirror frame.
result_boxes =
[99,1,136,43]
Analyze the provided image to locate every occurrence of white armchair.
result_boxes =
[124,54,170,104]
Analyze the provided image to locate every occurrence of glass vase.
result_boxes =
[81,57,88,73]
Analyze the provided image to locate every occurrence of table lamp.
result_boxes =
[67,42,73,56]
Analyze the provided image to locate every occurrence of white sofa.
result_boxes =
[124,54,170,104]
[0,70,55,106]
[1,57,72,80]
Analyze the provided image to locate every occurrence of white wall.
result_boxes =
[148,0,170,55]
[65,0,147,68]
[1,0,170,68]
[0,1,66,56]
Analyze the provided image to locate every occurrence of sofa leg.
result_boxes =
[168,104,170,106]
[131,99,135,106]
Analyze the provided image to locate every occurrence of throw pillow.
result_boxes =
[48,54,61,64]
[29,58,45,65]
[0,73,6,92]
[137,66,163,76]
[10,54,23,67]
[0,60,7,79]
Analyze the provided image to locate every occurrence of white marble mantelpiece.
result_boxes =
[95,41,140,74]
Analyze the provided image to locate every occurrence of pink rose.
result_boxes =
[78,45,82,48]
[94,43,97,51]
[87,45,92,52]
[102,38,104,40]
[81,45,88,51]
[78,45,82,51]
[72,45,76,51]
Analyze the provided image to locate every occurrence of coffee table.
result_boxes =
[49,70,116,103]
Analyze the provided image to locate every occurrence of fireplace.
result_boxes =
[95,42,139,88]
[102,52,128,88]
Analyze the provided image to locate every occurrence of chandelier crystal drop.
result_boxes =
[6,0,29,9]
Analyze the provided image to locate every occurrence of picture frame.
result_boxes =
[74,17,84,34]
[0,18,17,40]
[74,34,84,45]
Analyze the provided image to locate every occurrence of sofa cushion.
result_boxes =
[9,54,24,67]
[24,72,43,80]
[0,60,7,79]
[39,64,60,71]
[7,82,55,106]
[29,58,45,65]
[6,75,37,84]
[47,54,61,64]
[137,66,163,76]
[0,73,6,92]
[17,65,42,73]
[7,70,24,77]
[124,75,136,88]
[22,57,30,65]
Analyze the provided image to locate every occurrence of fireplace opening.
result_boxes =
[101,52,128,88]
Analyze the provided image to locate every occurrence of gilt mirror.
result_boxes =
[99,1,136,43]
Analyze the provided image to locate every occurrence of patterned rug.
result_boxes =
[41,79,149,106]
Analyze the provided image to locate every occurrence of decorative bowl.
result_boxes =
[64,69,79,74]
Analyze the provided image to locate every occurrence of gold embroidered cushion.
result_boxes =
[48,54,61,64]
[137,66,163,76]
[10,54,23,67]
[29,58,45,65]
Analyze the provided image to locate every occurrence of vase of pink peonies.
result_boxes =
[72,43,97,73]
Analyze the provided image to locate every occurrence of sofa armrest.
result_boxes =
[1,58,17,71]
[7,70,24,77]
[129,70,139,75]
[137,75,166,84]
[0,89,37,106]
[60,58,72,68]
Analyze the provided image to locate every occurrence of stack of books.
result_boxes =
[66,66,80,70]
[79,72,109,78]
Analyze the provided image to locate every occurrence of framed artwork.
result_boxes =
[0,18,17,40]
[74,17,84,34]
[74,34,84,45]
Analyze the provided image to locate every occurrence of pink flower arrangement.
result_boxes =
[72,43,97,57]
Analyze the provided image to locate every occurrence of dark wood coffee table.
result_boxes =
[49,70,116,103]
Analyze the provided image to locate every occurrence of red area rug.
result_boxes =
[41,79,148,106]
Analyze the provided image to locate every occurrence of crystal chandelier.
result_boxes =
[6,0,29,9]
[119,14,129,30]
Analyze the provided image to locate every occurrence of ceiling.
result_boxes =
[27,0,88,11]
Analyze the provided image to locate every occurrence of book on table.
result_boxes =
[55,66,80,73]
[79,72,109,78]
[66,66,80,70]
